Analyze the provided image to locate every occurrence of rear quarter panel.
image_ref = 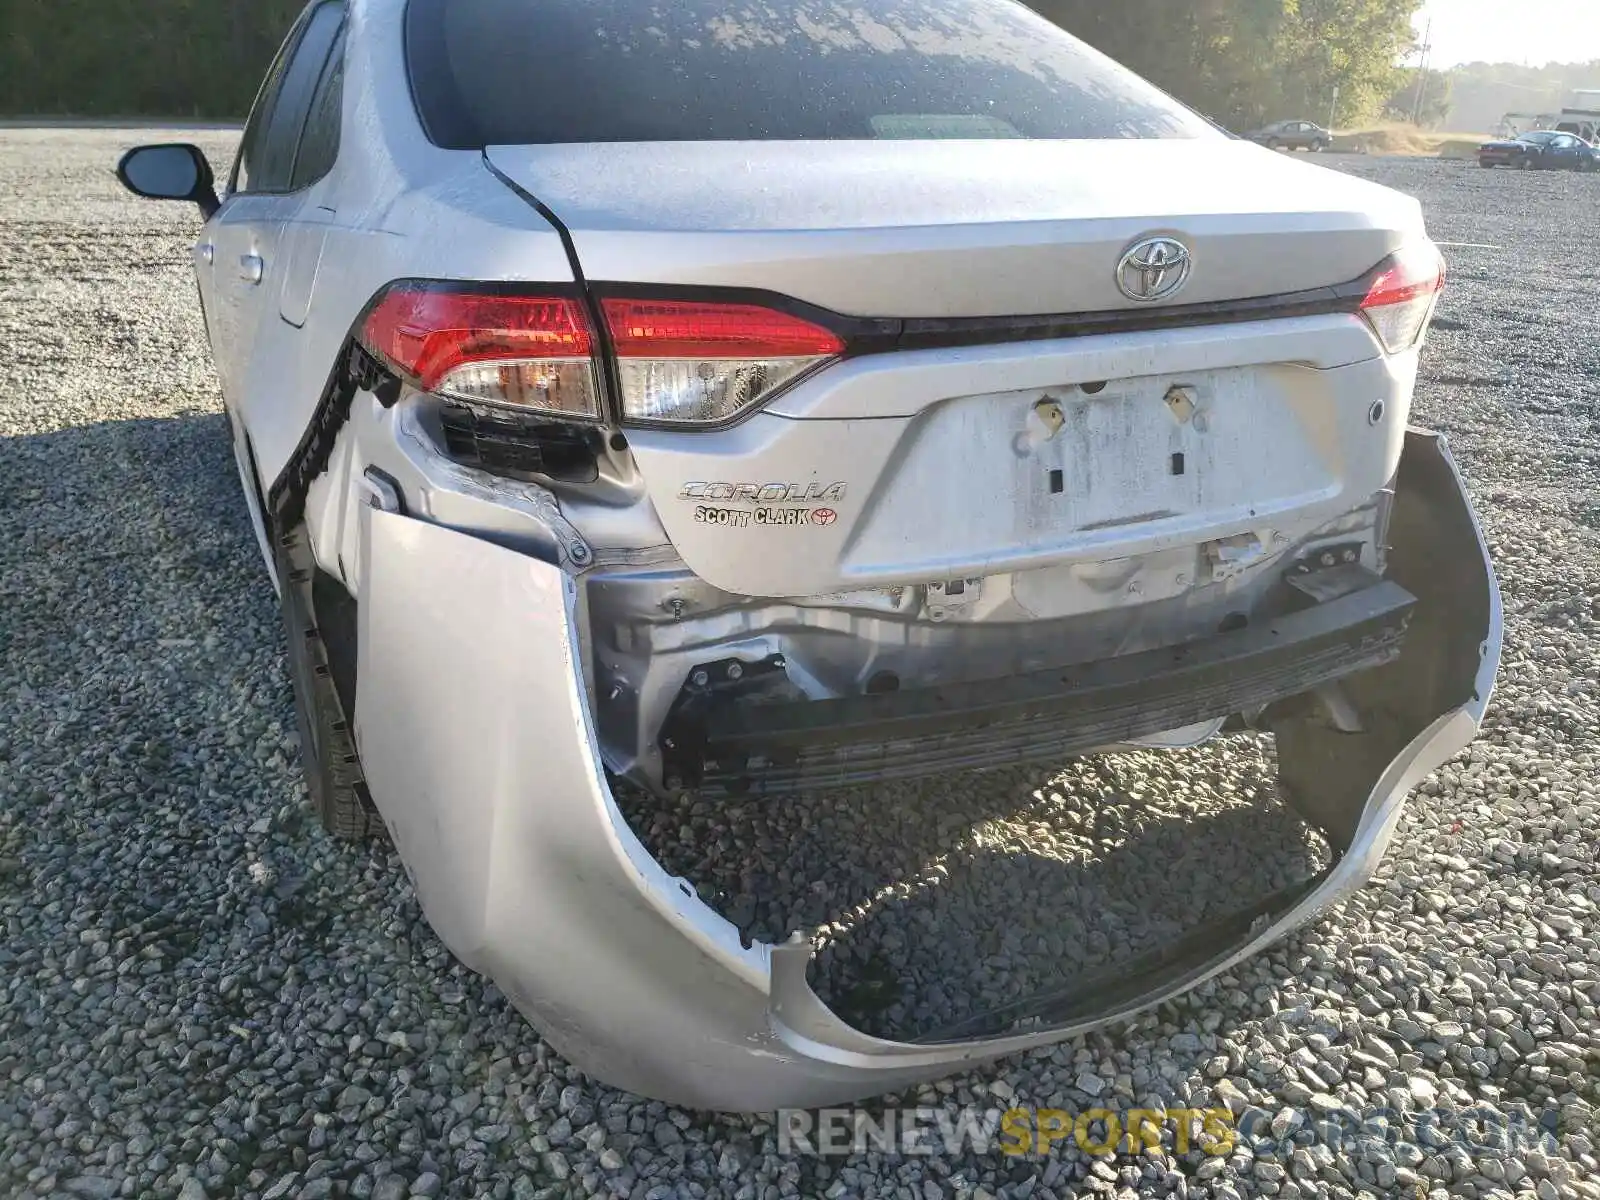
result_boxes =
[235,0,575,491]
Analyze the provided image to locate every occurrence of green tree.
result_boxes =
[1031,0,1422,129]
[1274,0,1419,125]
[1444,60,1600,134]
[0,0,301,117]
[1383,68,1454,127]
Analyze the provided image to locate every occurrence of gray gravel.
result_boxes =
[3,132,1600,1200]
[620,739,1329,1042]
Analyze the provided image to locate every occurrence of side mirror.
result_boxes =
[117,144,220,218]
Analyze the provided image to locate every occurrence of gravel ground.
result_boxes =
[622,741,1330,1043]
[3,132,1599,1200]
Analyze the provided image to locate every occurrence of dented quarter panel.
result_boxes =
[219,0,576,502]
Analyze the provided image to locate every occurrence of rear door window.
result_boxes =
[256,3,345,192]
[236,2,345,194]
[232,10,309,194]
[405,0,1215,147]
[291,26,347,190]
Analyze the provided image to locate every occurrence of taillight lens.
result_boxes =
[1359,244,1446,354]
[601,298,844,425]
[360,285,601,419]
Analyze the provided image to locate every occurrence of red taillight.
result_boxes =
[356,287,847,426]
[602,299,844,359]
[360,285,600,419]
[601,298,844,425]
[1359,245,1446,354]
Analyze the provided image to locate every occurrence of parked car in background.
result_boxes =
[1478,129,1599,171]
[1246,120,1333,151]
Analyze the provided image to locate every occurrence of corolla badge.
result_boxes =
[679,481,846,504]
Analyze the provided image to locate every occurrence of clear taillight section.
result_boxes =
[601,298,844,425]
[1359,244,1447,354]
[360,285,601,419]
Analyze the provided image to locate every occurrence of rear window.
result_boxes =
[405,0,1215,147]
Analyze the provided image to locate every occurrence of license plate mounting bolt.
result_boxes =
[1165,384,1199,425]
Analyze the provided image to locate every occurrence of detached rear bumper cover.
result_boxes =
[353,429,1500,1111]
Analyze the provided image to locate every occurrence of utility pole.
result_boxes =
[1328,84,1340,132]
[1412,17,1434,126]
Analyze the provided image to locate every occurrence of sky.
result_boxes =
[1412,0,1600,67]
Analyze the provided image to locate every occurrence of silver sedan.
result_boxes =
[116,0,1500,1109]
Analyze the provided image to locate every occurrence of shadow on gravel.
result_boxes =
[816,777,1324,1042]
[617,737,1328,1045]
[0,411,280,915]
[0,412,476,1197]
[0,412,261,645]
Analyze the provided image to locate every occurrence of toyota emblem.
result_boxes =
[1116,236,1192,303]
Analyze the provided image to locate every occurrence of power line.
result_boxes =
[1413,17,1434,124]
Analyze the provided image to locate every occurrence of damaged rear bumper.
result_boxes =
[352,428,1499,1111]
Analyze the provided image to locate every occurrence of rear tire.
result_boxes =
[1518,156,1532,170]
[276,525,383,842]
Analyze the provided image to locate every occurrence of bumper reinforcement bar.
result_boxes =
[682,580,1417,796]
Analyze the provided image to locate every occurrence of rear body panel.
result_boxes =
[626,326,1409,597]
[198,0,578,496]
[483,138,1424,601]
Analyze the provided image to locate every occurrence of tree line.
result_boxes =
[0,0,302,117]
[1028,0,1423,129]
[5,0,1422,127]
[1443,60,1600,135]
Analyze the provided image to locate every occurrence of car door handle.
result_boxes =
[238,254,264,284]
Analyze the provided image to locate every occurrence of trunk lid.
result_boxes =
[485,139,1424,317]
